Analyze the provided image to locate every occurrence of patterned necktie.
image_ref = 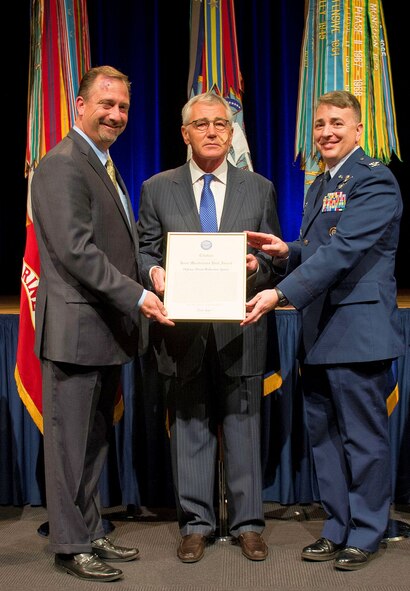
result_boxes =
[200,174,218,232]
[106,157,131,225]
[106,157,118,192]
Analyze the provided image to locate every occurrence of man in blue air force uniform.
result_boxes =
[243,90,404,571]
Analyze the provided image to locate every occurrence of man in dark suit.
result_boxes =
[31,65,174,582]
[137,92,281,562]
[243,90,404,570]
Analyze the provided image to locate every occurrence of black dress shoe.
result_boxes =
[237,532,268,561]
[301,537,344,561]
[92,536,139,561]
[55,552,123,581]
[334,546,375,570]
[177,534,207,563]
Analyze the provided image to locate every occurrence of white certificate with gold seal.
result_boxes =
[164,232,247,321]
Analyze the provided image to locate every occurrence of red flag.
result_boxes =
[14,0,91,433]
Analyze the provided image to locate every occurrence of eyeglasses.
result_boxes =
[185,118,231,132]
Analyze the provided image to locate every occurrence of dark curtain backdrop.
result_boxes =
[87,0,306,240]
[6,0,408,295]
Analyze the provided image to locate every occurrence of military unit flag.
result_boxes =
[15,0,91,433]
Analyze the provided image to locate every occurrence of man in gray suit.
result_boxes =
[31,65,174,582]
[137,92,281,563]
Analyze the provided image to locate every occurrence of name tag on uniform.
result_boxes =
[322,192,346,212]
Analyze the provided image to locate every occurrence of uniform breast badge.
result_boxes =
[336,175,352,190]
[322,192,346,212]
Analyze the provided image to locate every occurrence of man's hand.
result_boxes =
[246,231,289,259]
[240,289,278,326]
[140,291,175,326]
[150,266,166,298]
[246,253,259,276]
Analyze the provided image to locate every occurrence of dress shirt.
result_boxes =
[190,159,227,227]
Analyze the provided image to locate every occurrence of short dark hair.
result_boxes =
[77,66,131,100]
[317,90,361,122]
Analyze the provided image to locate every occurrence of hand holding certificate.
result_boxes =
[164,232,247,321]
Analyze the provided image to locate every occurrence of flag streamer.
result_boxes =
[188,1,281,395]
[188,0,252,171]
[15,0,91,433]
[295,0,401,196]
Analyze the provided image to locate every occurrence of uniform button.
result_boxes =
[303,239,309,245]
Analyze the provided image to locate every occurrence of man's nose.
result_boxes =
[108,105,122,119]
[322,123,334,134]
[206,123,217,135]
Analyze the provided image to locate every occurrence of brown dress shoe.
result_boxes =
[301,537,344,561]
[237,532,268,561]
[177,534,207,563]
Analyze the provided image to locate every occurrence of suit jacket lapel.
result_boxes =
[300,148,364,236]
[69,129,134,237]
[300,173,327,236]
[67,130,136,251]
[172,163,202,232]
[219,163,245,231]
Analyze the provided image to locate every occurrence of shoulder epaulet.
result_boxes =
[358,155,383,170]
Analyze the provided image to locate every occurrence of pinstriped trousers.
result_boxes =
[164,328,265,538]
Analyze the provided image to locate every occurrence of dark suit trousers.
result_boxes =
[41,359,121,554]
[164,328,265,538]
[302,361,392,552]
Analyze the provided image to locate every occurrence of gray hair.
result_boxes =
[181,92,233,125]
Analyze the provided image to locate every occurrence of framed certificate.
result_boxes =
[164,232,247,321]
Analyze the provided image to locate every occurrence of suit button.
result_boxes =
[303,239,309,245]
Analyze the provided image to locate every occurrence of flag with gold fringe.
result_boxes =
[386,359,399,417]
[295,0,401,194]
[14,0,92,433]
[295,0,401,413]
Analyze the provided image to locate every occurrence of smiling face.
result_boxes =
[181,101,233,172]
[313,103,363,168]
[75,74,130,152]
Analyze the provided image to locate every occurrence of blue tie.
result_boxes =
[200,174,218,232]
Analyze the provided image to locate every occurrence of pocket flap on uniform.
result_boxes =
[330,282,380,305]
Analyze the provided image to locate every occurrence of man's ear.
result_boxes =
[181,126,190,146]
